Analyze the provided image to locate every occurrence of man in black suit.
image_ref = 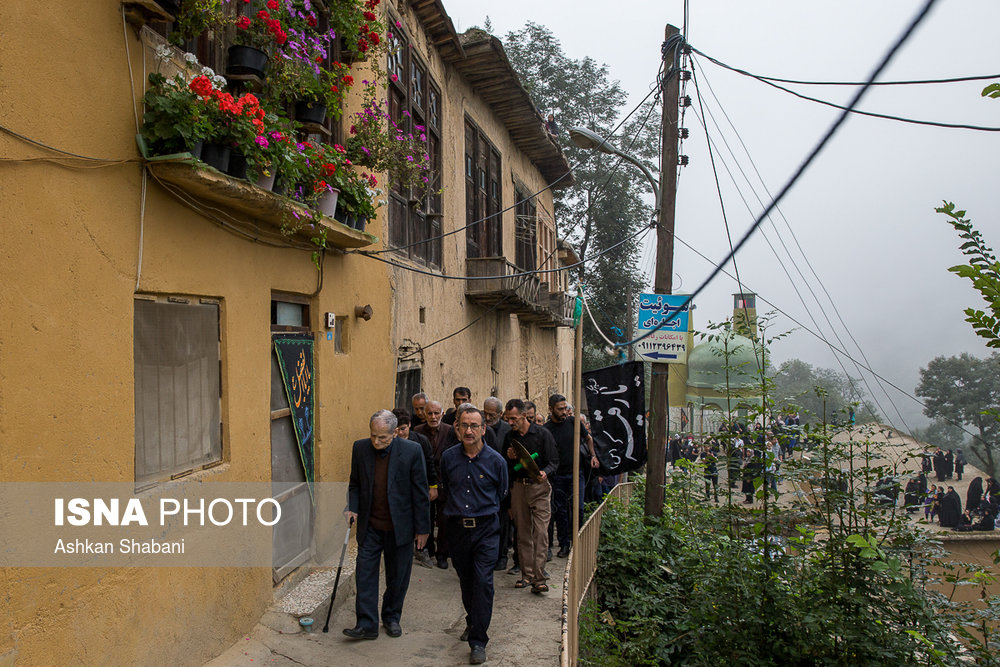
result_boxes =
[344,410,431,640]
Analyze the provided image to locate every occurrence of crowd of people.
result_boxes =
[342,388,606,665]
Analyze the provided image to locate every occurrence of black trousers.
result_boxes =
[354,527,414,632]
[448,514,500,649]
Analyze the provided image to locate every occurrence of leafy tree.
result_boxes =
[937,202,1000,348]
[770,358,880,426]
[916,352,1000,477]
[912,419,966,450]
[502,22,657,369]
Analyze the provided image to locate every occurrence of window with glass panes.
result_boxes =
[465,118,502,258]
[514,187,537,271]
[386,26,442,267]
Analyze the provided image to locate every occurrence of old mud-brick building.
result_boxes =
[385,5,577,412]
[0,0,576,664]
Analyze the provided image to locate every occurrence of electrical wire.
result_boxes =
[689,62,761,377]
[688,98,893,427]
[614,0,941,349]
[355,223,653,281]
[369,69,666,258]
[397,243,566,362]
[691,57,916,435]
[690,48,1000,87]
[673,231,989,450]
[580,285,619,347]
[0,124,133,163]
[691,47,1000,132]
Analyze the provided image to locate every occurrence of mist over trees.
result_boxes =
[769,358,880,426]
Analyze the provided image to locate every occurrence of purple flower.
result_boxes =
[255,136,269,148]
[406,155,414,162]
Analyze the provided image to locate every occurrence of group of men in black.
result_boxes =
[343,388,599,665]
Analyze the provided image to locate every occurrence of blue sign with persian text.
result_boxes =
[637,293,690,332]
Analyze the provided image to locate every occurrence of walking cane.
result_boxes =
[322,516,354,633]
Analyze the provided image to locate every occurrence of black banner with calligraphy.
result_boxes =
[274,335,315,492]
[583,361,647,474]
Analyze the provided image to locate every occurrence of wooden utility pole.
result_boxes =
[644,24,680,518]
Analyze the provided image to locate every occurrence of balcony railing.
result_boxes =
[465,257,572,327]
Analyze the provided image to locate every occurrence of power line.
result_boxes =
[691,48,1000,132]
[691,58,916,435]
[615,0,942,349]
[353,223,653,281]
[371,69,666,258]
[690,48,1000,87]
[673,232,990,451]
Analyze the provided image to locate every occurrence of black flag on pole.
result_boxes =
[583,361,647,474]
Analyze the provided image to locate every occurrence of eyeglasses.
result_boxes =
[455,423,483,432]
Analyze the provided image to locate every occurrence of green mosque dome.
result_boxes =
[686,334,761,389]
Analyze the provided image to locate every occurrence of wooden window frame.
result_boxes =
[465,117,502,258]
[386,23,442,268]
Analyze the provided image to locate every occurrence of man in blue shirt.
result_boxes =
[439,406,508,665]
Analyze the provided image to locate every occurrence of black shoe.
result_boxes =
[436,557,449,570]
[470,646,487,664]
[382,621,402,638]
[557,546,570,558]
[493,556,508,572]
[414,549,433,569]
[460,626,471,642]
[343,626,378,640]
[507,565,520,575]
[546,548,553,562]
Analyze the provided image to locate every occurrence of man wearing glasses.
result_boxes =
[503,398,558,594]
[439,406,508,665]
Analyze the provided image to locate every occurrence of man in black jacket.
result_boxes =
[344,410,431,640]
[392,408,437,569]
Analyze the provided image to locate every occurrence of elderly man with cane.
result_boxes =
[343,410,430,640]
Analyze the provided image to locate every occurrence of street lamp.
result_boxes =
[568,126,661,219]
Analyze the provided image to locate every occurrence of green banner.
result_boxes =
[273,335,315,496]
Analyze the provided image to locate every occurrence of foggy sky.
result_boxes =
[449,1,999,430]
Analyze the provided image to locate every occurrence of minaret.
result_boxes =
[732,292,757,339]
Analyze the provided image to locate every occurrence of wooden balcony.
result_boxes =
[465,258,572,327]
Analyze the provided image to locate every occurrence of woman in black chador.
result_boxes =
[967,477,984,514]
[939,486,962,528]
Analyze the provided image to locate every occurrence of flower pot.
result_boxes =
[185,140,204,160]
[201,143,231,172]
[227,45,268,79]
[352,216,368,231]
[226,151,248,180]
[256,169,277,191]
[316,188,340,218]
[294,101,328,125]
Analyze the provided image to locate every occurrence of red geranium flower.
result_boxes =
[266,0,278,9]
[363,11,377,21]
[307,15,317,27]
[369,31,380,46]
[342,75,354,86]
[188,75,214,98]
[236,16,250,29]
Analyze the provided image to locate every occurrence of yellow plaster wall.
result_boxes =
[384,12,573,410]
[0,1,394,663]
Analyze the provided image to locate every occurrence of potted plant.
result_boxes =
[344,96,430,195]
[329,0,386,62]
[334,168,380,230]
[140,71,215,157]
[227,2,292,79]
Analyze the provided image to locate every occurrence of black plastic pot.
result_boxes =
[294,101,328,125]
[226,151,249,180]
[227,45,268,79]
[201,143,231,172]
